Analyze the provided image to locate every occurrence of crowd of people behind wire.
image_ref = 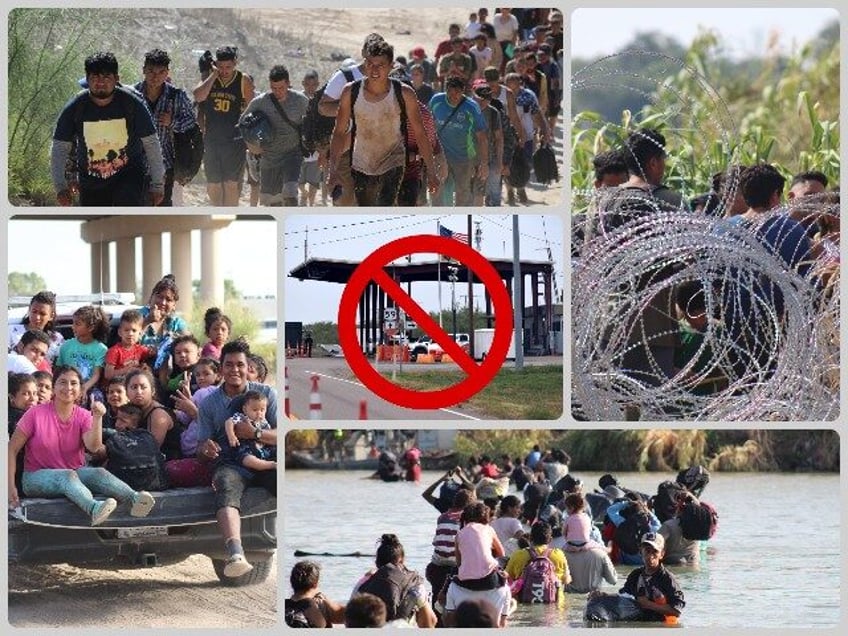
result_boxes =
[286,446,717,628]
[571,127,839,420]
[8,276,278,578]
[48,8,562,209]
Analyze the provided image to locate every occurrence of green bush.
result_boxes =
[572,34,840,210]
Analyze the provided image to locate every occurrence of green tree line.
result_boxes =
[572,24,840,207]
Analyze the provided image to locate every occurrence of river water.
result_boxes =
[282,470,839,628]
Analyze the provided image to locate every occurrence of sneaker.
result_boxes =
[91,498,118,526]
[130,491,156,517]
[223,553,254,578]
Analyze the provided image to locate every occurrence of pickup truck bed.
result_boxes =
[9,486,276,586]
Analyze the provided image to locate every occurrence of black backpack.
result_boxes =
[613,507,653,555]
[173,123,204,184]
[652,480,689,524]
[349,78,408,157]
[238,109,274,150]
[507,148,531,187]
[358,563,421,621]
[489,97,519,166]
[284,598,313,628]
[532,143,559,184]
[105,429,169,491]
[676,465,710,497]
[301,67,355,155]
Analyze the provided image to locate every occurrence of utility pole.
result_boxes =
[467,214,475,358]
[448,266,458,338]
[512,215,523,369]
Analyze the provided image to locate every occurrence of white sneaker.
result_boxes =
[130,491,155,517]
[91,498,118,526]
[223,553,254,578]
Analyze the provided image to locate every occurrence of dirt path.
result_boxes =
[8,555,277,628]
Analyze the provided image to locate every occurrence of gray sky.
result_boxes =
[284,214,564,325]
[572,8,838,61]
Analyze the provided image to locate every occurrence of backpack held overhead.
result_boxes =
[679,500,718,540]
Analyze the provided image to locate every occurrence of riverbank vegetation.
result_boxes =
[285,429,838,472]
[454,430,838,473]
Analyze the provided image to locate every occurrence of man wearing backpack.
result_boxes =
[505,520,570,604]
[51,51,165,206]
[327,38,440,207]
[132,48,200,206]
[193,46,255,206]
[239,64,309,206]
[318,34,379,205]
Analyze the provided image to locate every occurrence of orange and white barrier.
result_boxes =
[309,375,322,420]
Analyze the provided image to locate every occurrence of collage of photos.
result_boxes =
[2,2,841,633]
[9,7,563,209]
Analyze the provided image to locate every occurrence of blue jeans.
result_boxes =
[22,467,136,516]
[485,164,502,206]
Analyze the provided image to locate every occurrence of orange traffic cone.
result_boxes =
[359,400,368,420]
[309,375,322,420]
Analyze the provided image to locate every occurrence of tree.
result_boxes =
[8,271,47,296]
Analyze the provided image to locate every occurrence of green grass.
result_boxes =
[385,365,563,420]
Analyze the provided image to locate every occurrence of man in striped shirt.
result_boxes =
[425,487,475,626]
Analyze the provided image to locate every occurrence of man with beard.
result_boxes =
[51,51,164,206]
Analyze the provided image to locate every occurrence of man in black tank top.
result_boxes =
[193,46,255,206]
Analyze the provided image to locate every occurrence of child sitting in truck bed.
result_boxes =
[220,390,276,477]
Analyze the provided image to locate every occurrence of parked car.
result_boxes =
[408,335,433,361]
[8,293,144,348]
[427,333,470,362]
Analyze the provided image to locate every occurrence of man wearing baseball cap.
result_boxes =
[619,532,685,621]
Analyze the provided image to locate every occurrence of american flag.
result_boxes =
[439,224,469,243]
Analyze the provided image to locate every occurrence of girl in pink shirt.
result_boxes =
[8,366,156,526]
[563,493,605,552]
[455,502,505,582]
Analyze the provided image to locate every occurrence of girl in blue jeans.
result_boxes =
[8,366,155,526]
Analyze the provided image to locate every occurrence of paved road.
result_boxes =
[284,356,482,421]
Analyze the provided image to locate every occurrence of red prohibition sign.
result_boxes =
[338,235,514,410]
